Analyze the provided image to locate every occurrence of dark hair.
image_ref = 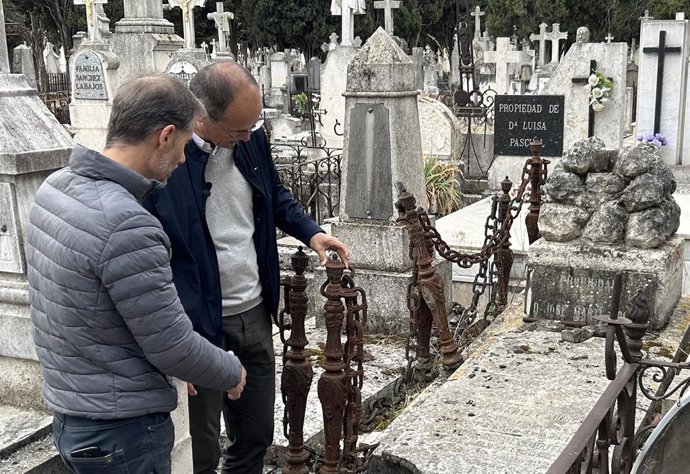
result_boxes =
[105,74,205,147]
[189,61,259,121]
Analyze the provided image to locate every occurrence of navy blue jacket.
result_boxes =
[143,130,322,346]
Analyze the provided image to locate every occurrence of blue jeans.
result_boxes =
[52,411,174,473]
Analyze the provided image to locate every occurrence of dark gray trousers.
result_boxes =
[189,303,275,474]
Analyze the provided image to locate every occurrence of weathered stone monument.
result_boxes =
[636,12,690,166]
[207,2,234,59]
[326,27,451,332]
[417,96,462,162]
[528,138,683,329]
[110,0,184,82]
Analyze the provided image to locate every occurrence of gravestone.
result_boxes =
[69,47,120,149]
[320,44,359,149]
[528,139,683,329]
[637,13,690,166]
[374,0,400,37]
[417,96,462,162]
[530,23,548,69]
[325,27,450,332]
[12,43,36,89]
[265,52,288,109]
[411,47,424,90]
[307,57,320,91]
[483,37,525,94]
[110,0,184,82]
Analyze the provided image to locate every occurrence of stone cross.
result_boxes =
[74,0,108,43]
[331,0,365,47]
[571,60,613,138]
[643,30,682,134]
[207,2,234,55]
[166,0,207,49]
[374,0,400,37]
[483,37,524,94]
[530,23,548,67]
[545,23,567,64]
[640,10,654,21]
[470,5,485,39]
[0,0,9,73]
[605,33,614,43]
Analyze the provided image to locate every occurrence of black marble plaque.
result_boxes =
[345,103,393,221]
[527,266,657,325]
[494,95,564,157]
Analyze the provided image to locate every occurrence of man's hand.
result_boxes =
[187,383,198,396]
[227,367,247,400]
[309,233,350,268]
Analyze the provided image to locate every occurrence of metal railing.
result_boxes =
[273,142,342,226]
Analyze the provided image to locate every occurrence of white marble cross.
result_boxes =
[483,37,523,94]
[545,23,567,64]
[529,22,548,67]
[640,10,654,21]
[74,0,108,43]
[605,33,614,43]
[470,6,485,39]
[374,0,400,36]
[166,0,206,49]
[331,0,366,47]
[207,2,233,54]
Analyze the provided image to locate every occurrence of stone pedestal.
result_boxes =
[526,237,683,329]
[69,46,119,150]
[110,0,184,83]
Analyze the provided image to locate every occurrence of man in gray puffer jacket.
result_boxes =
[26,74,246,473]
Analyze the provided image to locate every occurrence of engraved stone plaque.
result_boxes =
[345,103,393,221]
[527,266,657,325]
[0,183,25,274]
[167,61,198,86]
[73,50,107,100]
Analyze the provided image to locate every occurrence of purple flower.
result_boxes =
[651,139,662,148]
[654,133,668,146]
[643,132,655,142]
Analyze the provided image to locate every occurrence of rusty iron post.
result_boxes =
[317,255,348,474]
[281,247,313,474]
[495,177,514,308]
[525,139,550,245]
[397,189,464,370]
[623,290,651,361]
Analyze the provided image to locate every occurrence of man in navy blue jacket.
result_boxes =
[144,62,349,473]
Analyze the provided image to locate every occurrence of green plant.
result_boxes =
[424,157,461,216]
[292,92,309,116]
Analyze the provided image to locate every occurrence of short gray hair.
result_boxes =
[189,61,259,121]
[106,74,205,147]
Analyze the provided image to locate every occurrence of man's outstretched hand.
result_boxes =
[309,233,350,268]
[227,367,247,400]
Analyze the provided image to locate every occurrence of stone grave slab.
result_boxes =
[526,237,683,329]
[369,302,618,473]
[0,405,52,458]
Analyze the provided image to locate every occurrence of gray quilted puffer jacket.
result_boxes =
[27,145,243,419]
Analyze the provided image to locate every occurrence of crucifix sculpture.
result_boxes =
[166,0,207,49]
[572,59,613,138]
[605,33,614,43]
[74,0,108,43]
[642,30,681,134]
[207,2,234,56]
[373,0,400,36]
